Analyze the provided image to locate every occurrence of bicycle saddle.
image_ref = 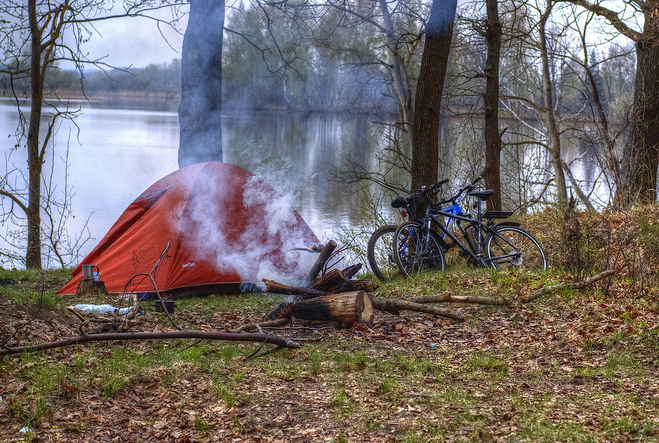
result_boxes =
[468,189,495,200]
[391,196,407,208]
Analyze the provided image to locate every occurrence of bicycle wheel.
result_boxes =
[393,221,445,278]
[485,226,547,271]
[367,225,399,282]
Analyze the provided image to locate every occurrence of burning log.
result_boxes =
[332,279,378,293]
[310,269,347,291]
[263,279,328,299]
[291,291,374,328]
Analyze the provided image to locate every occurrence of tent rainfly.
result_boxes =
[58,162,319,296]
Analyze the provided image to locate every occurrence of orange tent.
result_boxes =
[58,162,319,296]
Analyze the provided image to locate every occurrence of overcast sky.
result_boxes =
[68,6,189,69]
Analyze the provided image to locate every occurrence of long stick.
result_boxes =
[409,294,509,305]
[521,269,614,302]
[0,330,300,357]
[263,279,328,298]
[371,297,465,321]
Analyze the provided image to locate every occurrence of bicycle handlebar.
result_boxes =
[437,176,483,205]
[391,179,449,209]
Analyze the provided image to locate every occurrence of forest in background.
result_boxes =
[1,3,636,116]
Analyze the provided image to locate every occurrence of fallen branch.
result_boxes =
[409,294,509,306]
[521,269,614,303]
[371,297,465,322]
[0,330,300,357]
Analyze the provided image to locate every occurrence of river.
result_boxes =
[0,98,608,268]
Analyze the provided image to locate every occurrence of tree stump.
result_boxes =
[291,291,374,328]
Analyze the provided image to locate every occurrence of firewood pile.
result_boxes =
[236,240,467,332]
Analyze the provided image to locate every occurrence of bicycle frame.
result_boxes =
[421,206,521,268]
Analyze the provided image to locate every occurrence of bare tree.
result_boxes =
[0,0,183,268]
[568,0,658,206]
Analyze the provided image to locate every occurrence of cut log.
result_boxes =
[341,263,362,279]
[371,297,465,322]
[305,240,337,284]
[263,279,328,298]
[310,269,347,291]
[333,279,378,293]
[291,291,374,328]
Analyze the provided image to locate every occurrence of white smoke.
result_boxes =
[180,165,317,285]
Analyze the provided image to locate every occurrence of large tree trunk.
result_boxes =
[409,0,458,204]
[178,0,225,168]
[618,22,659,206]
[482,0,502,210]
[26,0,42,269]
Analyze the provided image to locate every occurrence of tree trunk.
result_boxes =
[378,0,414,142]
[26,0,42,269]
[291,291,374,327]
[482,0,503,210]
[618,22,659,206]
[410,0,458,206]
[178,0,225,168]
[538,5,568,206]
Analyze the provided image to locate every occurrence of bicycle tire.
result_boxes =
[393,221,445,278]
[366,225,399,282]
[485,226,547,271]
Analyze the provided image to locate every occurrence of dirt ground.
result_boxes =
[0,269,657,442]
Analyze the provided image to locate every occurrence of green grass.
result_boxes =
[176,292,284,315]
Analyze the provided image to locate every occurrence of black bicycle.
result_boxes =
[393,179,547,277]
[366,180,450,281]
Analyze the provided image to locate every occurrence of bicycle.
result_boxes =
[366,180,449,282]
[393,178,547,277]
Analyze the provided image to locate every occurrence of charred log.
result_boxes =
[291,291,374,328]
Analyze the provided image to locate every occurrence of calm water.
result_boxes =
[0,98,607,267]
[0,99,383,266]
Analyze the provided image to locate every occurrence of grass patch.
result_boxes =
[466,350,509,378]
